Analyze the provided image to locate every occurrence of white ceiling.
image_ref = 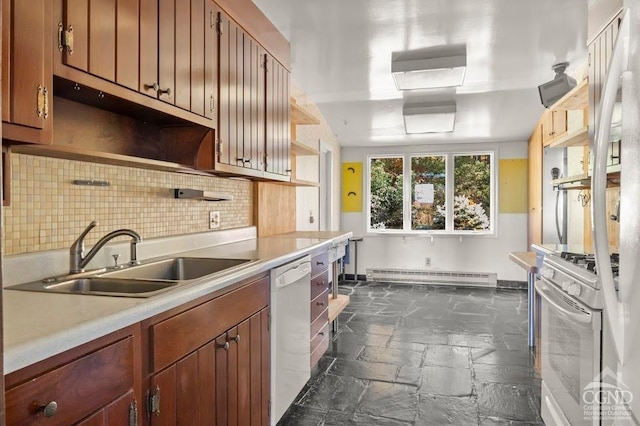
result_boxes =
[253,0,588,148]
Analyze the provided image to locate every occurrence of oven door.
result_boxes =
[536,278,602,426]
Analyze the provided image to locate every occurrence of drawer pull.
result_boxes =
[316,280,325,286]
[317,301,325,306]
[38,401,58,418]
[144,82,159,92]
[319,332,325,336]
[158,87,172,96]
[232,335,241,343]
[316,261,324,266]
[218,341,229,351]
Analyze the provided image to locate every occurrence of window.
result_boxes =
[367,152,494,234]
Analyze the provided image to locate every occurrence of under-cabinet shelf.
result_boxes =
[551,165,621,190]
[548,126,589,148]
[291,140,320,156]
[288,178,320,187]
[550,78,589,111]
[328,294,350,323]
[290,98,321,125]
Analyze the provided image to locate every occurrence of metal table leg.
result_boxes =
[528,272,536,347]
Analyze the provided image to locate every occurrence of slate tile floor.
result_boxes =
[278,281,542,425]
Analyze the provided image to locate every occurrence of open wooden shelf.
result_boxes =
[289,178,320,187]
[290,98,321,125]
[548,126,589,148]
[551,78,589,111]
[291,140,320,156]
[328,294,350,323]
[11,144,210,175]
[552,165,621,190]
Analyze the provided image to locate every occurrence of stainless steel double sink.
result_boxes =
[7,257,253,298]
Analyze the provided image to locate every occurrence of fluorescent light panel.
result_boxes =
[392,45,466,90]
[403,103,456,134]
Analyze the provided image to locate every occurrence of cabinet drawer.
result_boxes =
[152,276,269,372]
[310,289,328,323]
[6,337,134,425]
[310,307,328,339]
[311,322,329,354]
[310,269,329,300]
[310,333,329,369]
[311,251,329,277]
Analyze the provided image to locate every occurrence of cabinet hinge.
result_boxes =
[268,399,271,418]
[57,22,74,54]
[129,400,138,426]
[210,94,215,113]
[263,54,269,72]
[216,139,223,156]
[210,10,215,29]
[216,13,223,35]
[147,386,160,417]
[267,312,271,331]
[36,85,49,119]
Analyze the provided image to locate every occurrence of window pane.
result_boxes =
[411,155,446,230]
[453,154,491,230]
[369,157,403,230]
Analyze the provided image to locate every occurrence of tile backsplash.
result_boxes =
[3,153,253,255]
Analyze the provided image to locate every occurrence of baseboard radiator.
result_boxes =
[366,268,497,287]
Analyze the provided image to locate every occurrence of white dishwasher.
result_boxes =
[270,255,312,425]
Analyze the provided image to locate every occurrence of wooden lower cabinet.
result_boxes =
[147,274,271,425]
[309,251,329,369]
[4,325,141,426]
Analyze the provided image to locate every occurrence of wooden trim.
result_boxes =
[547,127,589,148]
[291,140,320,156]
[290,98,320,125]
[549,78,588,111]
[2,145,10,206]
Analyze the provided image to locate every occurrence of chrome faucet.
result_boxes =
[70,221,142,273]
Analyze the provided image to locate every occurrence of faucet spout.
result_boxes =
[69,222,142,273]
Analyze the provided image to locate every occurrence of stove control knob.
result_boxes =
[561,280,572,291]
[541,267,555,279]
[568,283,582,297]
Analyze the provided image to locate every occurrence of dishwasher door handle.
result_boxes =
[276,262,312,288]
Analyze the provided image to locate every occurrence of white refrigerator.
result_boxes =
[592,1,640,420]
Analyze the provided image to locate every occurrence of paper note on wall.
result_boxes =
[415,184,434,204]
[342,162,363,212]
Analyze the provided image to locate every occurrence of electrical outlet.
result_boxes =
[425,257,431,267]
[209,211,220,229]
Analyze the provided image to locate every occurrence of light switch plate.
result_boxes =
[209,211,220,229]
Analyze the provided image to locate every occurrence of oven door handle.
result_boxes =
[536,279,592,324]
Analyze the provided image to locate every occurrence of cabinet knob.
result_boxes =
[38,401,58,418]
[232,335,240,343]
[218,341,229,351]
[158,87,172,96]
[316,261,324,266]
[316,280,325,286]
[144,83,159,92]
[317,301,325,306]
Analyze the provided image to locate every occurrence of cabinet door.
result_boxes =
[217,11,241,167]
[61,0,139,90]
[528,124,543,247]
[77,389,136,426]
[158,0,176,104]
[139,0,159,97]
[204,0,217,122]
[244,38,266,172]
[2,0,52,144]
[265,54,290,176]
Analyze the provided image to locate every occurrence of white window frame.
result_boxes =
[366,151,496,236]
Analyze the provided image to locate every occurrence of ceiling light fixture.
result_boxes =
[392,44,467,90]
[403,102,457,134]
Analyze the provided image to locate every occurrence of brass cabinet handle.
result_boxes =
[37,401,58,418]
[158,87,172,96]
[218,341,229,351]
[144,83,159,92]
[232,335,240,343]
[210,94,215,112]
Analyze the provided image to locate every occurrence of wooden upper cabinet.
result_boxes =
[58,0,215,120]
[61,0,139,91]
[2,0,53,144]
[265,53,291,177]
[541,109,567,146]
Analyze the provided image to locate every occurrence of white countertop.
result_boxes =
[3,230,352,374]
